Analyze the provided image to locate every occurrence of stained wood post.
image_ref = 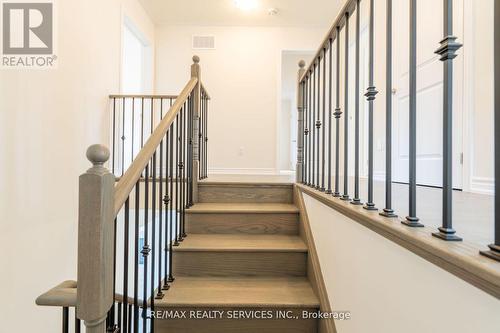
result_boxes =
[77,144,115,333]
[191,55,201,203]
[296,60,306,183]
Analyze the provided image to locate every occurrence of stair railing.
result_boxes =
[296,0,499,260]
[36,55,211,333]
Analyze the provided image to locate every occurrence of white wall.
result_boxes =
[0,0,154,331]
[154,25,325,174]
[303,194,500,333]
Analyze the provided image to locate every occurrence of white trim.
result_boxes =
[209,168,277,175]
[470,177,494,195]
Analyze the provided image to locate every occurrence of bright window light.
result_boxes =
[234,0,259,11]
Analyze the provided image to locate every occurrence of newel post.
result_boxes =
[296,60,306,183]
[77,145,115,333]
[191,55,201,203]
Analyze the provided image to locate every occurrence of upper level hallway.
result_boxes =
[1,0,499,332]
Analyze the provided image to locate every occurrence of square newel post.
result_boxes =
[296,60,306,183]
[77,145,115,333]
[191,55,201,203]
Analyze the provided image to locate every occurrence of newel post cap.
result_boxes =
[193,55,200,64]
[298,60,306,68]
[86,144,110,167]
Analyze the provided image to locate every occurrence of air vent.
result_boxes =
[192,36,216,50]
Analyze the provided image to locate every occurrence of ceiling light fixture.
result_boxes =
[234,0,259,11]
[268,8,279,16]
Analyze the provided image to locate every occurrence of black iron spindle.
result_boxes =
[62,307,68,333]
[163,127,171,291]
[316,56,321,190]
[381,0,398,218]
[176,113,182,243]
[142,163,150,332]
[432,0,463,240]
[480,0,500,261]
[181,104,187,238]
[133,182,140,332]
[308,73,313,186]
[352,0,362,205]
[402,0,424,227]
[326,37,333,194]
[341,12,351,202]
[334,26,342,198]
[312,64,316,188]
[304,76,309,185]
[122,97,126,176]
[364,0,378,211]
[123,198,130,332]
[321,48,327,192]
[169,124,176,276]
[75,314,81,333]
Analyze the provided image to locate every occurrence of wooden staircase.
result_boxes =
[155,180,320,333]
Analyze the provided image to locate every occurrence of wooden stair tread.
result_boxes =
[174,234,307,252]
[156,277,319,308]
[187,203,299,214]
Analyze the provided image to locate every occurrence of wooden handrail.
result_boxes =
[299,0,357,83]
[108,94,178,99]
[114,78,198,216]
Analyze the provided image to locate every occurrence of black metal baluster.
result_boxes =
[62,307,68,333]
[150,104,156,333]
[179,105,185,240]
[316,56,321,190]
[175,113,182,243]
[326,37,333,194]
[341,12,351,201]
[432,0,462,240]
[402,0,424,227]
[134,182,140,332]
[123,198,130,332]
[157,105,166,297]
[198,97,202,181]
[205,97,209,178]
[321,48,327,192]
[306,70,314,186]
[112,98,116,174]
[303,77,308,185]
[75,313,81,333]
[312,63,316,188]
[480,0,500,261]
[163,127,171,291]
[364,0,378,211]
[169,124,176,277]
[334,27,342,197]
[181,103,187,238]
[122,97,126,176]
[117,303,122,330]
[141,163,150,333]
[352,0,362,205]
[381,0,398,218]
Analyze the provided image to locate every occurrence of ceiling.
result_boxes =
[138,0,343,27]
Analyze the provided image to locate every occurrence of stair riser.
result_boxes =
[186,213,299,235]
[173,252,307,277]
[199,185,293,203]
[154,307,318,333]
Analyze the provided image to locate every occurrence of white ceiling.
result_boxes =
[138,0,343,27]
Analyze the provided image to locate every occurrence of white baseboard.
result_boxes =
[470,177,494,195]
[209,168,277,175]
